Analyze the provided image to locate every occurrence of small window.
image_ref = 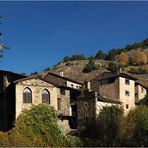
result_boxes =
[57,98,61,110]
[126,104,129,109]
[23,88,32,103]
[125,79,130,85]
[71,84,74,88]
[42,89,50,104]
[60,88,65,95]
[76,86,79,89]
[125,90,130,96]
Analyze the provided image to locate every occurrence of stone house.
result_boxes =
[0,70,82,131]
[77,71,148,128]
[90,71,146,115]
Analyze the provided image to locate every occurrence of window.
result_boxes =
[76,86,79,89]
[125,90,130,96]
[57,98,61,110]
[42,89,50,104]
[126,104,129,109]
[71,84,74,88]
[125,79,130,85]
[60,88,65,95]
[23,88,32,103]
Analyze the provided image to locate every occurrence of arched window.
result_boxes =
[23,88,32,103]
[42,89,50,104]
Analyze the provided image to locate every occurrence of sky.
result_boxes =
[1,1,148,74]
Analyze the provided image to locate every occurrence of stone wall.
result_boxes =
[77,92,97,129]
[15,78,71,118]
[77,91,120,129]
[91,77,119,100]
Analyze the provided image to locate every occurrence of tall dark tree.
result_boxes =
[95,50,106,60]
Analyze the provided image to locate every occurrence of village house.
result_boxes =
[0,70,82,131]
[77,71,148,128]
[0,69,147,132]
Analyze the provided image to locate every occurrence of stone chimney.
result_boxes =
[84,80,91,91]
[60,71,64,77]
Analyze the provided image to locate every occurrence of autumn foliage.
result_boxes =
[130,51,147,65]
[118,52,129,66]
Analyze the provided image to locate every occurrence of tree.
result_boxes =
[96,106,123,146]
[130,51,147,65]
[139,95,148,105]
[108,62,122,73]
[118,106,148,146]
[15,104,68,147]
[118,52,129,66]
[106,49,118,60]
[95,50,106,60]
[0,16,9,59]
[83,59,98,73]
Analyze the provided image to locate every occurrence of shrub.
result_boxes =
[108,62,123,73]
[139,95,148,105]
[15,104,68,147]
[96,106,124,146]
[83,59,98,73]
[118,106,148,146]
[128,68,148,74]
[118,52,129,66]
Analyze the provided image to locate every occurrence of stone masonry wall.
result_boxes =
[15,78,71,118]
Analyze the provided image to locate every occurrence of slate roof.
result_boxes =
[14,71,82,88]
[91,71,137,81]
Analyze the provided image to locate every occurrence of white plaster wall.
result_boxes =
[15,78,57,118]
[119,77,135,115]
[66,81,82,89]
[137,85,147,102]
[96,101,118,115]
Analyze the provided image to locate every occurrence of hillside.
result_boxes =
[48,60,109,83]
[46,59,148,88]
[42,38,148,87]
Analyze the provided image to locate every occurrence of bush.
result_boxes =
[15,104,69,147]
[128,68,148,74]
[118,106,148,146]
[96,106,123,146]
[139,95,148,105]
[83,59,98,73]
[108,62,123,73]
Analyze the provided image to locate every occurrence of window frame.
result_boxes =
[57,98,62,110]
[125,79,130,85]
[23,87,32,103]
[125,90,130,96]
[42,89,50,104]
[60,88,65,95]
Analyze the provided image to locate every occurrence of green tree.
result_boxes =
[119,106,148,146]
[95,50,106,60]
[15,104,68,147]
[96,106,123,146]
[108,62,122,73]
[83,59,98,73]
[139,95,148,105]
[106,49,118,60]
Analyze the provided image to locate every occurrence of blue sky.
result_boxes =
[0,1,148,74]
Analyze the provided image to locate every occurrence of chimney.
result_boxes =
[119,67,123,73]
[60,71,64,77]
[84,80,91,91]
